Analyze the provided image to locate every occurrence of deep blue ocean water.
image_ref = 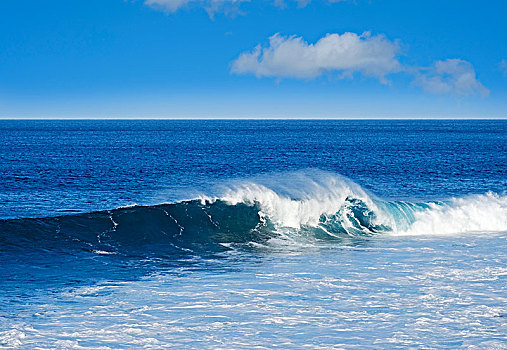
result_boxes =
[0,120,506,349]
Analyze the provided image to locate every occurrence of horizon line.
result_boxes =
[0,116,506,120]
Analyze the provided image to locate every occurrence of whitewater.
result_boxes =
[206,171,507,236]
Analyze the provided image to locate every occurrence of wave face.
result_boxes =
[0,200,269,255]
[1,171,506,254]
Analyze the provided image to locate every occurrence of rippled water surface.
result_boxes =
[0,120,506,349]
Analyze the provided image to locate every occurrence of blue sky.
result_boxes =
[0,0,506,118]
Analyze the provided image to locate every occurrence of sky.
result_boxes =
[0,0,506,118]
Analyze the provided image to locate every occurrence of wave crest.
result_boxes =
[214,171,375,228]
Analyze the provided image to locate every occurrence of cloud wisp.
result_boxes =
[144,0,247,15]
[231,32,402,83]
[274,0,346,8]
[144,0,346,14]
[500,59,507,76]
[232,32,488,96]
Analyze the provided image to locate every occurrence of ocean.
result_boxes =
[0,119,506,349]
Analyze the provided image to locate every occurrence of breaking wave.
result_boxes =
[1,171,506,254]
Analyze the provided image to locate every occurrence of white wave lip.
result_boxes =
[209,170,507,237]
[218,170,377,229]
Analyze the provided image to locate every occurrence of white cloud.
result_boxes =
[231,32,401,83]
[414,59,489,96]
[231,33,489,96]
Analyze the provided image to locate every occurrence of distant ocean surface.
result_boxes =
[0,120,506,349]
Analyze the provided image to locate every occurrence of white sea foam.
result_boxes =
[0,329,26,348]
